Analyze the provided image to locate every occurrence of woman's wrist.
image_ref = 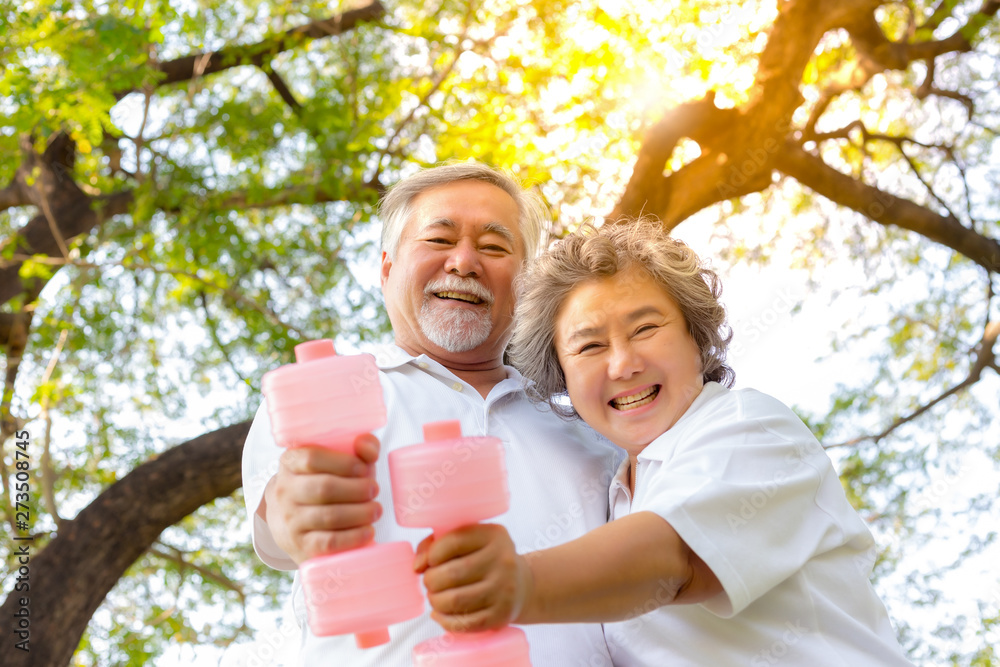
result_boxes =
[510,553,535,624]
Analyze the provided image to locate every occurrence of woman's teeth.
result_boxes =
[610,385,660,411]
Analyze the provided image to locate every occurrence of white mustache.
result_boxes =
[425,277,494,306]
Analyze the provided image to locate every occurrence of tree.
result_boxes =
[1,0,997,665]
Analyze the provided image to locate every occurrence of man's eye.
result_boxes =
[427,238,452,245]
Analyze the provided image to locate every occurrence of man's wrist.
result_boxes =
[256,478,273,521]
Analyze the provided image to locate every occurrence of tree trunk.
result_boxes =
[1,421,250,667]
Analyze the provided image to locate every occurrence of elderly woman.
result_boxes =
[416,219,913,666]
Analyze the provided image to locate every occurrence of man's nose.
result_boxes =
[444,239,482,276]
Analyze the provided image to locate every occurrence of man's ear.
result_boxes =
[380,250,391,288]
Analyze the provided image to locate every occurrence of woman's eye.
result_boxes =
[635,324,657,335]
[578,343,602,353]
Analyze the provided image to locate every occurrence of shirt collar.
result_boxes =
[637,381,727,462]
[611,457,630,491]
[608,456,632,513]
[371,342,525,385]
[369,343,417,370]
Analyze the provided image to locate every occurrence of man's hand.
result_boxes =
[416,523,533,633]
[263,434,382,565]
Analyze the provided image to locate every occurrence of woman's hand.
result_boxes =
[415,523,534,633]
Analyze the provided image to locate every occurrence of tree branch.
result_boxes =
[749,0,845,114]
[0,291,40,442]
[918,0,959,33]
[855,130,964,221]
[806,0,998,137]
[0,313,31,347]
[0,189,133,309]
[199,291,252,387]
[612,0,855,226]
[0,158,377,311]
[917,84,976,118]
[810,124,979,229]
[0,5,385,314]
[115,1,387,99]
[0,179,30,212]
[0,283,45,535]
[4,254,310,339]
[209,178,380,211]
[845,0,999,70]
[263,66,302,114]
[149,542,247,601]
[802,58,881,140]
[774,143,1000,272]
[371,2,474,182]
[828,318,1000,448]
[609,95,738,221]
[39,329,69,528]
[0,421,251,667]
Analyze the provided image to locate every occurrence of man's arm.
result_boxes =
[418,511,722,632]
[261,434,384,565]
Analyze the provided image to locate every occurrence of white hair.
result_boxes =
[378,161,547,261]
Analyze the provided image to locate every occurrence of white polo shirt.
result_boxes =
[602,382,913,666]
[243,343,623,667]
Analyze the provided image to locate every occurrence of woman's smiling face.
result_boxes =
[554,267,705,454]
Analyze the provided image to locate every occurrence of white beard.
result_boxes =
[419,300,493,353]
[417,276,495,353]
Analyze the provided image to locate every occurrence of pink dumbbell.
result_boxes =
[388,420,532,665]
[261,339,424,648]
[412,628,531,666]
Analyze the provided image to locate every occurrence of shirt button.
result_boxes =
[418,362,429,369]
[451,382,463,392]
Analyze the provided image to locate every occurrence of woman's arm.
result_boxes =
[417,511,722,632]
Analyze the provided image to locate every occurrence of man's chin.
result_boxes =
[419,310,493,354]
[424,324,492,353]
[428,335,487,354]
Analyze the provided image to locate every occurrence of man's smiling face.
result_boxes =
[380,179,525,364]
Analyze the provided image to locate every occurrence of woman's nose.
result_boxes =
[608,342,643,380]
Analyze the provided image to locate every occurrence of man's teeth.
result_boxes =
[611,386,659,411]
[436,291,483,304]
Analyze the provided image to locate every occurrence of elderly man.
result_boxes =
[242,162,621,665]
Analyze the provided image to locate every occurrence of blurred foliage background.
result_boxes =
[1,0,998,664]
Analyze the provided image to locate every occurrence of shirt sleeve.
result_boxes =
[634,390,868,618]
[242,401,297,571]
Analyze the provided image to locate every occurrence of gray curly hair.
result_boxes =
[509,218,734,417]
[378,161,548,261]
